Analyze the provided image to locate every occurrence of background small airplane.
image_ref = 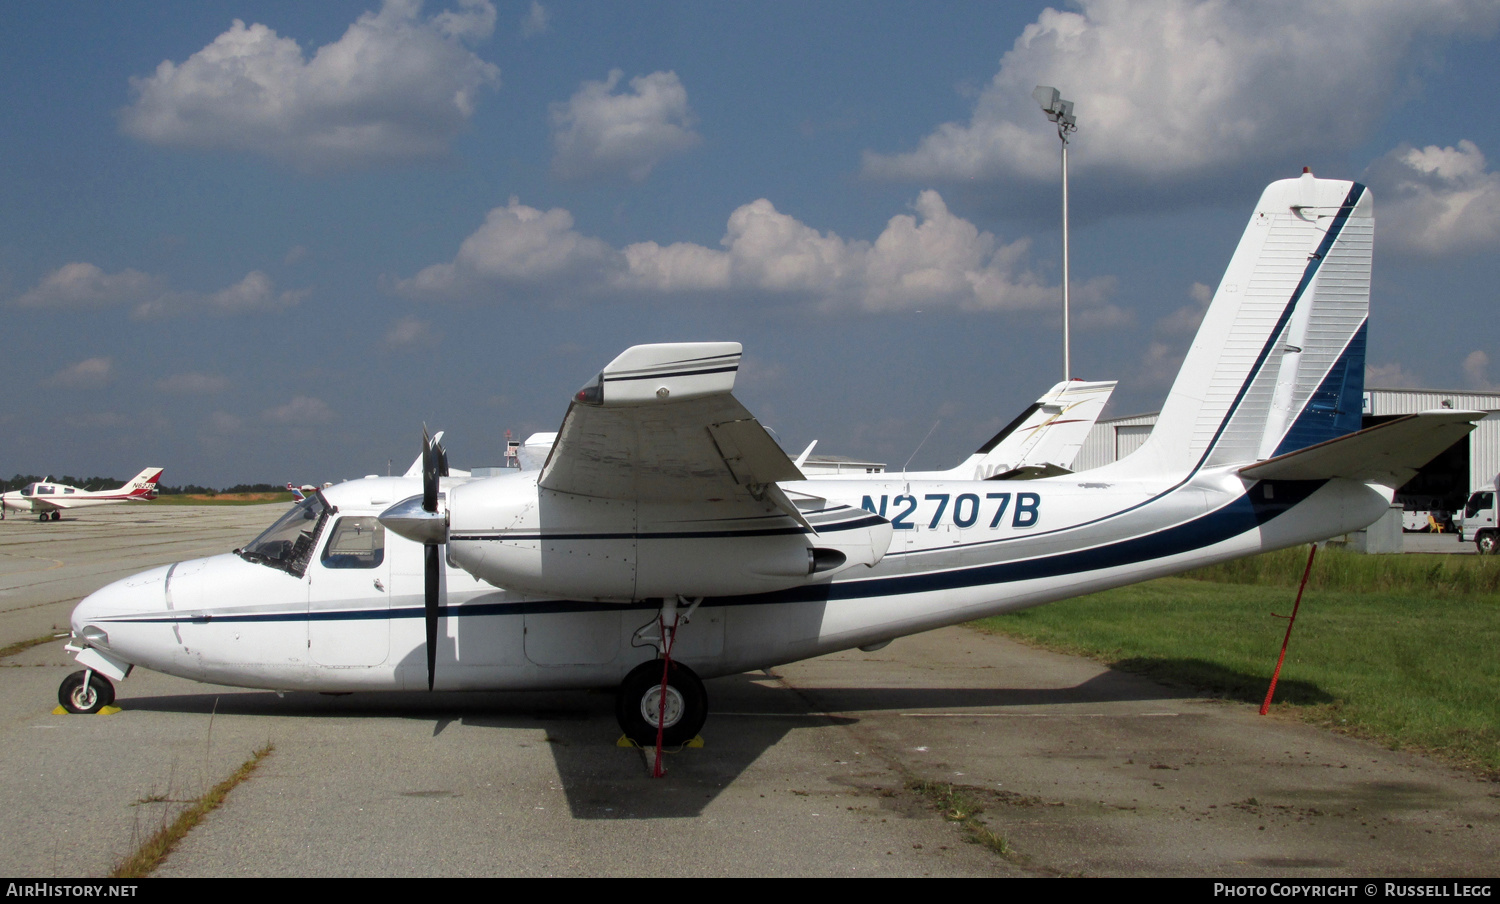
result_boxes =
[1,468,163,521]
[807,378,1117,482]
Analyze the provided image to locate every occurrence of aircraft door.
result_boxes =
[307,516,391,667]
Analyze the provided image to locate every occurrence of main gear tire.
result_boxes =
[615,660,707,747]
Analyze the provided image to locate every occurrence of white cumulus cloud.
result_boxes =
[862,0,1499,187]
[397,197,619,298]
[14,262,162,308]
[130,271,309,319]
[550,70,701,181]
[520,2,550,38]
[1463,349,1496,390]
[1366,361,1425,388]
[384,316,440,349]
[15,265,306,318]
[156,372,231,395]
[264,396,334,424]
[120,0,500,172]
[625,191,1088,313]
[402,191,1109,315]
[47,357,114,389]
[1366,140,1500,257]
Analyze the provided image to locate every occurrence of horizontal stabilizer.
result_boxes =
[1239,410,1482,485]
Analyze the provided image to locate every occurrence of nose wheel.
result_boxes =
[58,670,115,714]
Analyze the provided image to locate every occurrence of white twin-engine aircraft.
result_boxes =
[2,468,163,521]
[62,175,1478,749]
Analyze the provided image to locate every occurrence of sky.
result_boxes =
[4,0,1500,487]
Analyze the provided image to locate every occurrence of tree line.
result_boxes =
[0,475,287,495]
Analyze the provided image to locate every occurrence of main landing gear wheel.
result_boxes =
[615,660,707,747]
[58,670,114,714]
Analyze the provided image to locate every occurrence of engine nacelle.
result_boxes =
[442,474,891,601]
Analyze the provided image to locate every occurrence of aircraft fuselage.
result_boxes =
[68,466,1389,694]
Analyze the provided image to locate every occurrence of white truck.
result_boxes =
[1458,475,1500,553]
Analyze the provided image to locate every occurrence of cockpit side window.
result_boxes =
[236,494,332,578]
[320,517,385,569]
[37,486,54,495]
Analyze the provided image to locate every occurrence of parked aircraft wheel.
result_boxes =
[50,511,60,521]
[58,670,114,714]
[1477,531,1498,555]
[616,660,707,747]
[37,513,47,523]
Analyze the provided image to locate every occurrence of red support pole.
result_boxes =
[652,611,679,778]
[1261,543,1318,715]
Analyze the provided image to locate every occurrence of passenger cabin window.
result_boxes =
[321,517,385,569]
[37,486,54,495]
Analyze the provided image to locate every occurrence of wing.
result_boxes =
[540,342,804,504]
[438,343,891,601]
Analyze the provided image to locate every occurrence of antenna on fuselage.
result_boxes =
[902,421,941,476]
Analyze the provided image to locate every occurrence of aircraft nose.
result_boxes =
[70,563,172,634]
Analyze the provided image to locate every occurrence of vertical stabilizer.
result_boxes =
[947,379,1116,480]
[1121,174,1370,477]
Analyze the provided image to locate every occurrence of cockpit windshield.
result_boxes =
[236,493,332,577]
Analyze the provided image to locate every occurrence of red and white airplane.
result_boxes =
[1,469,163,521]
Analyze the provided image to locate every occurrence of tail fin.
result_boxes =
[125,468,164,498]
[1123,174,1371,476]
[949,380,1117,479]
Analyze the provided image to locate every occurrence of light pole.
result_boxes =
[1033,86,1077,381]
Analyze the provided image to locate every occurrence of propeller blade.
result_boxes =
[425,542,440,691]
[421,431,438,514]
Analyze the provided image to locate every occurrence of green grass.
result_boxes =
[1189,544,1500,595]
[151,492,294,507]
[0,633,58,660]
[111,742,274,878]
[908,780,1012,856]
[972,555,1500,776]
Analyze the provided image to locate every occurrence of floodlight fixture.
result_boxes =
[1033,85,1078,141]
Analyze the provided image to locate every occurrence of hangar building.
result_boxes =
[1075,388,1500,516]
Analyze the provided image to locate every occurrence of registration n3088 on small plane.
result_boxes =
[60,174,1479,746]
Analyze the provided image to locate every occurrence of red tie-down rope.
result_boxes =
[653,610,680,777]
[1261,543,1318,715]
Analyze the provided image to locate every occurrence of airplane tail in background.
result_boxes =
[124,468,164,498]
[1119,174,1371,478]
[947,379,1116,480]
